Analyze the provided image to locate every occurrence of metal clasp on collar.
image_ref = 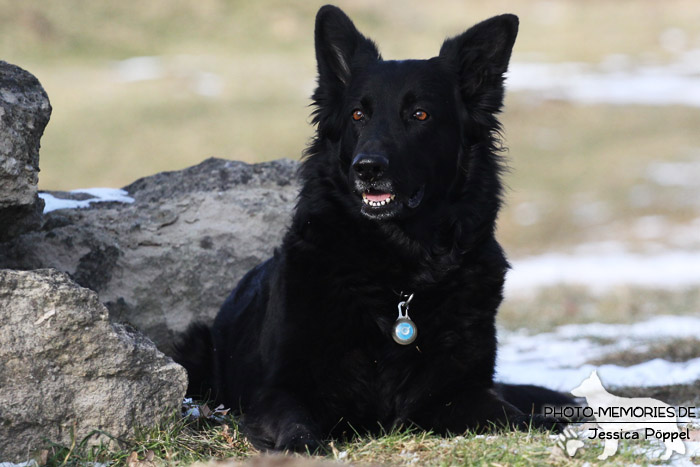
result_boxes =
[393,293,417,345]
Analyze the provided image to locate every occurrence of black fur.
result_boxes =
[175,5,571,452]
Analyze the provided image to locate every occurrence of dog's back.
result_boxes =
[175,258,276,409]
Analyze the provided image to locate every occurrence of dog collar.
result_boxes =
[392,293,417,345]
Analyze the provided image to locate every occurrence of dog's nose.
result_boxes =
[352,154,389,181]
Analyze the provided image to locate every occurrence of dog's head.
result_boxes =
[307,5,518,224]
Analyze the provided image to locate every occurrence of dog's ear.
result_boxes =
[439,14,518,108]
[314,5,380,88]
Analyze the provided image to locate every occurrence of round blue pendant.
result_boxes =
[392,317,417,345]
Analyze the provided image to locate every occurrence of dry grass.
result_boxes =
[42,415,682,466]
[500,99,700,254]
[589,337,700,367]
[499,286,700,332]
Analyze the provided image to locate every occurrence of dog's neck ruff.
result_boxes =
[392,293,417,345]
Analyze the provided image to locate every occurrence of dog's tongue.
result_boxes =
[365,192,392,202]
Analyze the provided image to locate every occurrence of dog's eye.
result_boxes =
[413,110,429,121]
[352,109,365,121]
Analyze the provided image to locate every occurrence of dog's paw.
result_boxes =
[275,430,325,454]
[556,428,584,457]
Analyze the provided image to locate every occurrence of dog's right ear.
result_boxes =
[314,5,380,88]
[439,14,518,113]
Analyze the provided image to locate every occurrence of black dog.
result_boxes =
[175,5,571,452]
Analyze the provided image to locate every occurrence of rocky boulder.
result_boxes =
[0,61,51,240]
[0,269,187,462]
[0,158,299,352]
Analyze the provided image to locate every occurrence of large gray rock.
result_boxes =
[0,61,51,240]
[0,269,187,462]
[0,158,299,352]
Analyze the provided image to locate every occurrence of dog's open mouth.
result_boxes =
[359,184,425,217]
[362,191,396,207]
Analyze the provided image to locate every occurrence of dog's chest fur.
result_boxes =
[277,237,503,430]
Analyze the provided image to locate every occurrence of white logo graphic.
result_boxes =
[556,428,585,457]
[569,370,687,460]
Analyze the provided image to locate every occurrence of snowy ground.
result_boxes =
[498,315,700,392]
[508,50,700,107]
[39,188,134,213]
[499,313,700,464]
[110,48,700,108]
[502,240,700,393]
[506,250,700,296]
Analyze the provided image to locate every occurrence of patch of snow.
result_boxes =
[571,241,628,255]
[508,52,700,107]
[114,56,164,82]
[571,201,610,226]
[659,28,688,54]
[629,437,700,465]
[632,216,668,240]
[646,161,700,188]
[113,56,224,97]
[497,315,700,392]
[676,442,700,464]
[506,250,700,296]
[0,462,37,467]
[531,1,568,26]
[193,71,224,98]
[182,397,200,419]
[40,188,134,213]
[669,219,700,247]
[184,406,201,419]
[513,202,541,226]
[554,315,700,341]
[628,184,654,208]
[399,450,420,464]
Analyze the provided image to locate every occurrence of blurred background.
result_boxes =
[2,0,699,328]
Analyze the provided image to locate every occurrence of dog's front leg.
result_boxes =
[242,387,323,453]
[411,388,565,434]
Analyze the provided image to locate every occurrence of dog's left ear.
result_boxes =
[439,14,518,107]
[314,5,380,88]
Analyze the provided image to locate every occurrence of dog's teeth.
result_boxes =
[362,193,396,208]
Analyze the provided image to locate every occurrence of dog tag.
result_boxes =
[393,295,417,345]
